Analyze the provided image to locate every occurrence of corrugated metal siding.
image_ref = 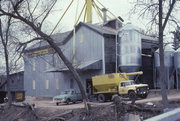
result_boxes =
[24,26,105,97]
[9,72,24,91]
[65,26,104,64]
[24,54,62,97]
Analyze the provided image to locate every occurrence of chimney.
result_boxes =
[101,8,107,24]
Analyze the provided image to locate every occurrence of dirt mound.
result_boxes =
[73,104,116,121]
[0,104,39,121]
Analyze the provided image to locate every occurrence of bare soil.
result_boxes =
[0,90,180,121]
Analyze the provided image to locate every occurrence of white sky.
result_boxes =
[44,0,179,43]
[1,0,179,71]
[45,0,146,33]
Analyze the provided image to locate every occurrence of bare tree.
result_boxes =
[0,14,24,106]
[130,0,179,108]
[0,0,89,112]
[0,15,12,106]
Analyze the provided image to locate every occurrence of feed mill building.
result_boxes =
[23,19,158,97]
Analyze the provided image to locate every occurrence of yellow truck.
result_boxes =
[92,71,149,102]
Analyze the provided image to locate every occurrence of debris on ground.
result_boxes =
[0,100,163,121]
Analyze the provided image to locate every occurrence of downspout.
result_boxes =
[102,36,105,74]
[115,31,118,73]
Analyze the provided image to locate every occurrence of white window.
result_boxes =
[80,34,84,43]
[45,80,49,89]
[32,80,36,90]
[32,60,36,71]
[56,79,60,90]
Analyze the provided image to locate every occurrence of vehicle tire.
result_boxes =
[140,93,148,99]
[128,91,137,101]
[56,102,59,106]
[66,99,70,105]
[97,94,106,102]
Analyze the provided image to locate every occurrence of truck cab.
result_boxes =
[119,80,149,99]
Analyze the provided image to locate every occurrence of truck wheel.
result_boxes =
[98,94,105,102]
[56,102,59,106]
[128,91,136,101]
[66,99,70,105]
[73,100,76,104]
[140,93,148,99]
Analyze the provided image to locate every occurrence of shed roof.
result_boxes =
[25,22,117,52]
[46,59,102,72]
[63,22,116,44]
[25,21,158,52]
[25,31,71,52]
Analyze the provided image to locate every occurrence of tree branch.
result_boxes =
[162,0,176,31]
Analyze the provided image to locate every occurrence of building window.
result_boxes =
[56,79,60,90]
[70,79,74,89]
[33,80,36,90]
[80,34,84,43]
[45,80,49,89]
[32,60,36,71]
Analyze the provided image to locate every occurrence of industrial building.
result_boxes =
[23,18,158,97]
[0,71,24,103]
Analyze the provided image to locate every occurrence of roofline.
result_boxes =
[63,22,116,45]
[25,22,116,53]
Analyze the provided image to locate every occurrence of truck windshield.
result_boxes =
[61,90,71,94]
[121,81,135,86]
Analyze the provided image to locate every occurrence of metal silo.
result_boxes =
[174,48,180,89]
[118,23,141,73]
[154,45,174,89]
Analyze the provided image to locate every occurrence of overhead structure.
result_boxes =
[86,0,93,23]
[50,0,124,35]
[49,0,124,66]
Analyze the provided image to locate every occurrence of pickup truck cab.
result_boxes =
[119,80,149,99]
[53,89,82,105]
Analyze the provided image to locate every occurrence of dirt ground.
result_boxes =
[24,89,180,109]
[0,90,180,121]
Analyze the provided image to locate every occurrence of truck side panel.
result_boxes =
[92,73,128,94]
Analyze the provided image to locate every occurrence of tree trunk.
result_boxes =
[4,47,12,106]
[0,18,12,106]
[158,0,169,108]
[0,10,89,113]
[20,18,89,113]
[41,32,89,113]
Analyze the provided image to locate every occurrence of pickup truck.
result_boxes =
[53,89,82,105]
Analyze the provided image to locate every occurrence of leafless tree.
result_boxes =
[130,0,179,108]
[0,0,89,112]
[0,13,25,106]
[0,15,13,106]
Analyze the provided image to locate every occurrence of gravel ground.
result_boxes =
[23,89,180,110]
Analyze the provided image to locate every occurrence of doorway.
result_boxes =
[86,79,92,95]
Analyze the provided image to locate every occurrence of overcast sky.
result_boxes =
[45,0,145,32]
[1,0,178,71]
